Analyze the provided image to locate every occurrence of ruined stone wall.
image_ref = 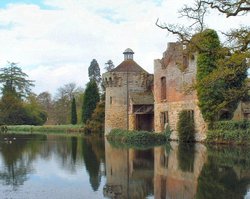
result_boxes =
[103,71,153,134]
[154,42,206,141]
[155,100,206,141]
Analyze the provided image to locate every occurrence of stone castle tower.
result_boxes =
[103,49,154,134]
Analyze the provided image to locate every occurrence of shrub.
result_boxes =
[106,129,166,149]
[177,110,195,142]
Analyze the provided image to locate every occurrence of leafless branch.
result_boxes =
[197,0,250,17]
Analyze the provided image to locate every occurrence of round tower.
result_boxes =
[103,49,153,134]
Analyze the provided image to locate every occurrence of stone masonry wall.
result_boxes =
[154,43,207,141]
[103,71,152,134]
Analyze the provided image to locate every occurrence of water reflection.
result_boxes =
[104,140,154,199]
[154,142,207,199]
[104,141,250,199]
[196,145,250,199]
[0,134,106,198]
[82,138,105,191]
[0,134,46,189]
[0,134,249,199]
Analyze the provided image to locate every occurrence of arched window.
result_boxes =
[161,77,166,100]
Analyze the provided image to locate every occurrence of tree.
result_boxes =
[37,91,54,124]
[197,0,250,17]
[82,80,100,123]
[23,93,47,125]
[53,82,79,124]
[156,0,249,124]
[0,62,34,98]
[0,84,26,124]
[83,101,105,135]
[104,60,115,72]
[0,63,45,125]
[71,96,77,125]
[88,59,101,84]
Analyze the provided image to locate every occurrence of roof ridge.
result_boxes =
[111,59,148,73]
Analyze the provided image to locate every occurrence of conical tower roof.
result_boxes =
[111,48,148,73]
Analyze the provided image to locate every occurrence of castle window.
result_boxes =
[160,111,169,131]
[161,77,166,100]
[109,77,112,86]
[183,55,188,68]
[110,97,112,105]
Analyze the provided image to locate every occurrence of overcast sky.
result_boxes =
[0,0,249,95]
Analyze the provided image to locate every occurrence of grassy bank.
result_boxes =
[106,129,167,149]
[6,125,85,134]
[206,120,250,145]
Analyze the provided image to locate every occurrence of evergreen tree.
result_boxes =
[104,60,115,72]
[82,80,100,123]
[0,62,34,98]
[88,59,101,84]
[0,62,46,125]
[71,96,77,124]
[0,84,25,124]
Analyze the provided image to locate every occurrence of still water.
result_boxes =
[0,134,249,199]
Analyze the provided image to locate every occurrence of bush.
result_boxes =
[206,120,250,144]
[83,101,105,136]
[211,120,250,130]
[106,129,166,149]
[177,110,195,142]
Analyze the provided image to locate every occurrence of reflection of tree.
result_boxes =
[82,138,103,191]
[196,146,250,199]
[52,135,78,173]
[71,137,77,164]
[0,158,32,189]
[0,134,45,189]
[178,144,195,172]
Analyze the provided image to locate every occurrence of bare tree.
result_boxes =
[156,0,208,45]
[197,0,250,17]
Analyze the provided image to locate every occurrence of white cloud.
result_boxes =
[0,0,249,95]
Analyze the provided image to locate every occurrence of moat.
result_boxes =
[0,134,249,199]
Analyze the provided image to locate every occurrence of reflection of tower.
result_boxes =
[103,140,154,199]
[102,49,154,134]
[154,143,207,199]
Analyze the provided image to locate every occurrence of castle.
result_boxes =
[102,43,248,141]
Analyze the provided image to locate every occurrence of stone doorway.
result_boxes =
[135,114,154,131]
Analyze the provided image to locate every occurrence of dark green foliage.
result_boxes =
[0,63,46,125]
[107,129,166,149]
[71,96,77,125]
[83,101,105,135]
[196,145,250,199]
[206,120,250,144]
[104,60,115,72]
[0,62,34,98]
[88,59,101,84]
[81,138,101,191]
[178,144,195,172]
[194,29,222,123]
[177,110,195,142]
[212,120,250,130]
[194,29,248,124]
[82,80,100,123]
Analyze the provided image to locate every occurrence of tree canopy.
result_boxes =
[88,59,101,84]
[0,62,34,98]
[71,96,77,125]
[156,0,249,124]
[104,60,115,72]
[82,80,100,123]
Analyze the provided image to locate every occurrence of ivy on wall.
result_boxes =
[191,29,248,125]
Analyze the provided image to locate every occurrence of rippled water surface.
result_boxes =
[0,133,249,199]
